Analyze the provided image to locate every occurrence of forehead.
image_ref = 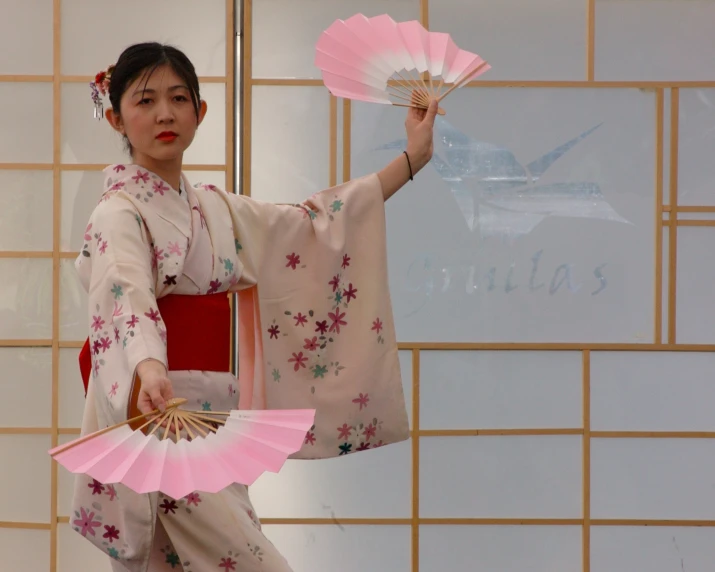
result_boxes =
[127,65,187,95]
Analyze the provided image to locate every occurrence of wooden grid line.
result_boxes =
[0,163,225,171]
[411,349,421,572]
[50,0,60,569]
[0,75,226,83]
[227,0,237,374]
[667,88,679,344]
[19,517,715,529]
[587,0,595,81]
[241,0,252,197]
[582,350,591,572]
[342,99,351,183]
[329,95,337,187]
[654,88,664,343]
[249,78,715,89]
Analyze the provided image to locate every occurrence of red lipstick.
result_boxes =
[156,131,178,142]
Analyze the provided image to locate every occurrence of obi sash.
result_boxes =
[79,292,232,396]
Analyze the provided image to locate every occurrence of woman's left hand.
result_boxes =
[405,97,438,175]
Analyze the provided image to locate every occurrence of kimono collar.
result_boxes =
[103,164,192,239]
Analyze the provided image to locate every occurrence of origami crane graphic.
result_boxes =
[376,117,632,239]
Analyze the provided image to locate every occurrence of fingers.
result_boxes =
[425,98,438,122]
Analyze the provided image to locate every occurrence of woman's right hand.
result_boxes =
[135,359,175,415]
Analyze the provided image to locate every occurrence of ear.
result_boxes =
[197,100,208,126]
[105,108,125,135]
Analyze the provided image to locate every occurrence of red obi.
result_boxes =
[79,293,232,396]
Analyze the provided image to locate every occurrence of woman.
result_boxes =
[72,42,437,572]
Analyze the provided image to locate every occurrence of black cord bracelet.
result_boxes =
[403,150,414,181]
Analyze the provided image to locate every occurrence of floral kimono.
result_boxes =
[71,164,410,571]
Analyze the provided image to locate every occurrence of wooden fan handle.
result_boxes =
[392,102,446,115]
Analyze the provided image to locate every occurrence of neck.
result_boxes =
[132,153,183,191]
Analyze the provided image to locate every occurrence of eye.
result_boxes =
[138,98,152,105]
[174,95,189,102]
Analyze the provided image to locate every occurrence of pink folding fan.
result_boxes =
[49,398,315,499]
[315,14,491,114]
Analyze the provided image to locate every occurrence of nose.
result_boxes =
[155,98,175,124]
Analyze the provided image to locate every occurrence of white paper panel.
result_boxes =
[420,350,581,429]
[0,258,52,339]
[0,347,52,428]
[59,259,88,342]
[595,0,715,81]
[0,435,51,522]
[591,351,715,431]
[678,88,715,206]
[420,525,581,572]
[60,84,126,165]
[420,436,581,518]
[57,523,114,572]
[591,438,715,519]
[60,171,106,252]
[262,525,410,572]
[251,86,330,203]
[675,228,715,343]
[0,83,53,163]
[183,83,226,165]
[0,0,52,74]
[0,171,53,251]
[431,0,585,80]
[0,529,50,572]
[59,347,84,429]
[250,439,411,518]
[252,0,419,78]
[61,0,226,76]
[352,88,655,342]
[591,526,715,572]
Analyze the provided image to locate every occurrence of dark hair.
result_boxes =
[108,42,201,153]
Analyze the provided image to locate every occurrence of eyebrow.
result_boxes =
[132,85,189,97]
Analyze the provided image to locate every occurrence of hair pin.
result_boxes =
[90,64,115,120]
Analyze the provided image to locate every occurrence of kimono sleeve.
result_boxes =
[75,194,167,425]
[219,173,410,458]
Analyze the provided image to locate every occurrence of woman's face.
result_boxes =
[108,64,207,164]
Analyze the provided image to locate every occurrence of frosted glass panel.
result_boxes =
[262,525,410,572]
[0,529,50,572]
[591,352,715,431]
[59,347,84,428]
[61,0,225,76]
[0,171,53,251]
[431,0,585,80]
[420,350,582,429]
[0,0,52,74]
[61,171,106,252]
[183,83,226,165]
[676,228,715,343]
[0,83,53,163]
[420,436,581,517]
[678,88,715,206]
[0,259,52,339]
[0,435,51,522]
[420,526,581,572]
[591,526,715,572]
[250,440,410,518]
[353,88,655,342]
[58,523,114,572]
[595,0,715,80]
[60,259,88,341]
[61,84,126,165]
[0,348,52,427]
[251,87,330,202]
[252,0,419,78]
[591,438,715,519]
